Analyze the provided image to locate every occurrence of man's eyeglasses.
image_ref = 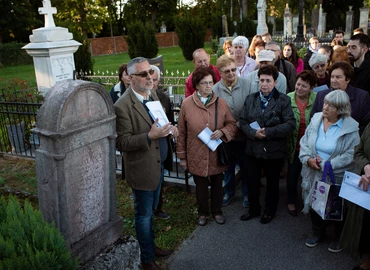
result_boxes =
[221,68,236,74]
[131,69,155,77]
[313,63,326,70]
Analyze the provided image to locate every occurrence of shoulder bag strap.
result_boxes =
[215,97,218,131]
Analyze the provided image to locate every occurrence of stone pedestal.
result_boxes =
[33,80,123,265]
[317,4,324,37]
[292,15,298,34]
[268,16,276,36]
[359,2,369,34]
[345,6,354,39]
[22,27,81,95]
[256,0,268,35]
[284,4,292,37]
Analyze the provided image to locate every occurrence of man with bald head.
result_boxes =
[185,48,221,97]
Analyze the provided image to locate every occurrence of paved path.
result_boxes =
[166,177,360,270]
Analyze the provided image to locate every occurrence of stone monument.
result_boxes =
[317,4,324,37]
[256,0,268,35]
[292,15,298,35]
[22,0,81,95]
[359,1,369,34]
[284,4,293,37]
[33,80,125,265]
[268,16,276,36]
[345,6,354,40]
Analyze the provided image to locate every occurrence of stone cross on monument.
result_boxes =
[22,0,81,95]
[39,0,56,28]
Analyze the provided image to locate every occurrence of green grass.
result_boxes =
[0,156,198,265]
[0,43,216,86]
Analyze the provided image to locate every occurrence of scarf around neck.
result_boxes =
[259,88,275,112]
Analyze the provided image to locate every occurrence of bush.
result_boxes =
[236,17,257,38]
[175,15,206,61]
[73,32,94,75]
[0,43,33,67]
[125,21,159,59]
[0,196,79,270]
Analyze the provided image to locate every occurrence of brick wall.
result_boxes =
[88,29,212,56]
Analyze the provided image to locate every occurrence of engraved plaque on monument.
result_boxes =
[33,80,123,264]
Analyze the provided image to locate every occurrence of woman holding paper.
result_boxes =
[177,66,237,226]
[239,64,295,224]
[340,123,370,270]
[299,90,360,252]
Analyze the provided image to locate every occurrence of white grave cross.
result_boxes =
[39,0,57,28]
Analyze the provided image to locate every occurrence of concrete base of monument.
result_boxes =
[80,235,140,270]
[70,217,125,266]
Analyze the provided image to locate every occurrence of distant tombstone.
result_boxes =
[284,4,293,37]
[322,13,327,36]
[256,0,268,35]
[311,7,319,35]
[345,6,354,39]
[359,1,369,34]
[33,80,123,264]
[160,22,167,33]
[317,4,324,37]
[292,15,298,34]
[222,15,229,37]
[268,16,276,36]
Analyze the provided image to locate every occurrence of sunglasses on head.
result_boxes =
[222,68,236,74]
[131,69,155,77]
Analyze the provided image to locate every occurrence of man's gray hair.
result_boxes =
[324,90,351,118]
[150,65,161,80]
[266,41,281,50]
[127,57,148,75]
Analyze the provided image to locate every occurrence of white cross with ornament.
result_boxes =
[38,0,57,28]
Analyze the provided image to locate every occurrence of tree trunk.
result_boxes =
[241,0,247,17]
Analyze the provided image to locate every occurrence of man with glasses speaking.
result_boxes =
[114,57,178,270]
[213,54,252,209]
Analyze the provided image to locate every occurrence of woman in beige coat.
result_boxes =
[177,66,237,226]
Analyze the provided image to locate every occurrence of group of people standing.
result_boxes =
[177,31,370,270]
[113,30,370,270]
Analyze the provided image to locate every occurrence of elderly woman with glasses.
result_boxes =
[309,53,330,92]
[213,55,252,208]
[177,66,237,226]
[239,64,295,224]
[300,90,360,252]
[311,61,370,134]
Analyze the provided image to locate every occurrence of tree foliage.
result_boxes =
[175,14,207,60]
[0,0,42,43]
[125,21,159,59]
[54,0,110,38]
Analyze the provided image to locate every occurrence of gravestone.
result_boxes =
[345,6,354,39]
[317,4,324,37]
[284,4,293,37]
[22,0,81,95]
[222,15,229,37]
[256,0,268,35]
[268,16,276,36]
[292,15,298,34]
[33,80,124,265]
[359,1,369,34]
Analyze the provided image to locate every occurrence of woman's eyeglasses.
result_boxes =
[199,81,214,86]
[313,63,326,71]
[131,69,155,77]
[221,68,236,74]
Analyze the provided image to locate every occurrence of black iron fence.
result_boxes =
[0,78,190,188]
[0,87,43,157]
